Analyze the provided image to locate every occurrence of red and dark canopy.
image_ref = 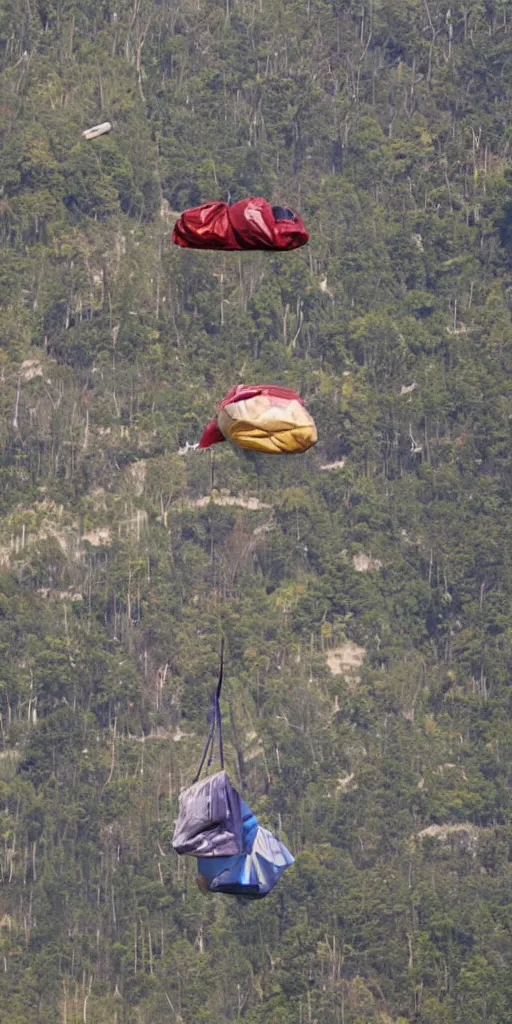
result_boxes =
[172,198,308,252]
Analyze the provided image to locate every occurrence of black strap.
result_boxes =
[193,640,225,783]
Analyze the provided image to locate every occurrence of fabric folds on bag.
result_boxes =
[199,384,318,455]
[172,197,308,252]
[197,800,294,898]
[172,769,243,857]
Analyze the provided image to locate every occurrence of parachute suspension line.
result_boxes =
[193,639,225,782]
[216,638,224,769]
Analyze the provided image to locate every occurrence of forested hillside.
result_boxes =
[0,1,512,1021]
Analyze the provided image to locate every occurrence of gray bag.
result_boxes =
[172,642,244,858]
[172,768,243,857]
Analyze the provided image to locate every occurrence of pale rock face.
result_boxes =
[21,359,43,381]
[191,494,271,510]
[82,527,111,546]
[326,642,366,681]
[416,823,479,849]
[353,552,383,572]
[320,459,345,471]
[128,460,147,497]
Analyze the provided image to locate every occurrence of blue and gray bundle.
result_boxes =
[172,644,294,899]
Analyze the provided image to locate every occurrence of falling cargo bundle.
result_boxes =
[172,644,294,899]
[82,122,112,140]
[199,384,318,455]
[172,197,308,252]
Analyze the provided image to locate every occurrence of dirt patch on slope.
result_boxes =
[191,494,271,510]
[326,643,366,681]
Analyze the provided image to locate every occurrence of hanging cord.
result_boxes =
[193,639,225,782]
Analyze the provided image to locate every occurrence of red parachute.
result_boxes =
[199,384,318,455]
[172,198,308,252]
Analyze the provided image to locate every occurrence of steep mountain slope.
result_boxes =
[0,1,511,1022]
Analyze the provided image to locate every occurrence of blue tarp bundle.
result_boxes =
[198,799,294,899]
[172,643,294,899]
